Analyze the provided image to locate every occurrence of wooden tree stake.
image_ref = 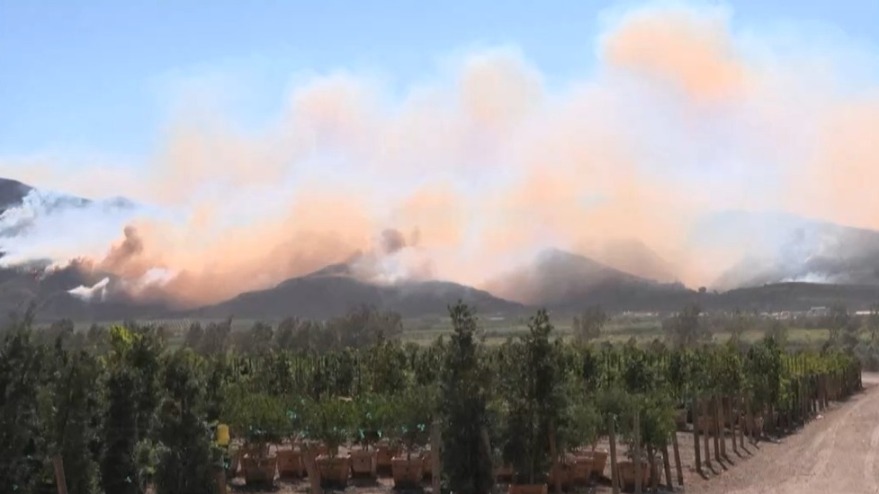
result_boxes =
[712,396,721,463]
[609,416,620,494]
[692,398,702,475]
[53,455,68,494]
[661,444,673,489]
[303,445,322,494]
[431,420,442,494]
[703,399,712,470]
[549,426,562,494]
[215,469,227,494]
[671,430,684,486]
[729,396,738,456]
[634,409,642,494]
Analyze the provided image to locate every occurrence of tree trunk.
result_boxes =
[661,444,673,489]
[672,430,683,486]
[703,398,712,470]
[634,410,642,494]
[431,420,442,494]
[609,417,620,494]
[712,396,722,463]
[692,398,702,475]
[729,397,738,456]
[53,456,68,494]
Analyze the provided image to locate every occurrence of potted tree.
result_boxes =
[277,397,312,479]
[504,309,566,494]
[561,394,602,485]
[373,396,400,477]
[310,397,355,488]
[349,393,385,478]
[390,386,435,488]
[223,392,287,487]
[619,395,674,491]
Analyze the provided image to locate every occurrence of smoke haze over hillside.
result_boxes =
[3,1,879,307]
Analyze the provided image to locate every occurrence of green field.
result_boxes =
[69,313,844,350]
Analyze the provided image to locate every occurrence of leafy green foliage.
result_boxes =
[393,385,436,455]
[307,397,356,456]
[573,306,608,343]
[221,387,289,445]
[664,304,708,348]
[0,302,863,494]
[439,301,494,494]
[503,309,567,484]
[0,324,49,492]
[47,349,103,494]
[154,350,217,494]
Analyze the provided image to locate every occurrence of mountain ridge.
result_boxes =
[6,176,879,322]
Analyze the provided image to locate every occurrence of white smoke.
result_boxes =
[68,277,110,302]
[0,188,141,266]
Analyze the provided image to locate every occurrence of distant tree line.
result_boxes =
[182,305,404,355]
[17,299,879,370]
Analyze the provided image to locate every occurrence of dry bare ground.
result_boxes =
[685,372,879,494]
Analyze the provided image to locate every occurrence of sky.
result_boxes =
[2,1,879,306]
[2,0,877,161]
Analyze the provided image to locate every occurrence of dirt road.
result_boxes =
[689,373,879,494]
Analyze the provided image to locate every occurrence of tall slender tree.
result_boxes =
[439,302,494,494]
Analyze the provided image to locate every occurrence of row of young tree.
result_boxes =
[574,303,879,369]
[0,302,861,494]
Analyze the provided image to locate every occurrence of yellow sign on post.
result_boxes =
[217,424,230,446]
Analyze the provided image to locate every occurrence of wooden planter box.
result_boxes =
[376,441,399,475]
[421,450,434,479]
[226,449,241,478]
[617,461,650,490]
[316,455,350,488]
[568,456,594,485]
[241,456,277,486]
[496,465,515,482]
[508,484,548,494]
[349,449,377,478]
[548,463,570,489]
[276,449,305,478]
[391,456,424,489]
[241,442,270,459]
[696,416,718,434]
[588,450,608,478]
[725,409,740,428]
[675,408,689,430]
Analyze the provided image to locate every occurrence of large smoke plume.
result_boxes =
[3,2,879,306]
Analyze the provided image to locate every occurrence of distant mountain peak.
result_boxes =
[696,210,879,290]
[0,178,33,213]
[304,262,355,278]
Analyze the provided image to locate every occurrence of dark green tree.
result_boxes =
[154,350,218,494]
[0,322,48,493]
[504,309,566,483]
[48,348,103,494]
[573,305,608,342]
[439,302,494,494]
[101,368,141,494]
[663,304,707,348]
[184,322,204,350]
[100,325,164,494]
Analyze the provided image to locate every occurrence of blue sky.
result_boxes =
[2,0,877,162]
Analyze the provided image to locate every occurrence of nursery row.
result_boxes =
[0,303,862,494]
